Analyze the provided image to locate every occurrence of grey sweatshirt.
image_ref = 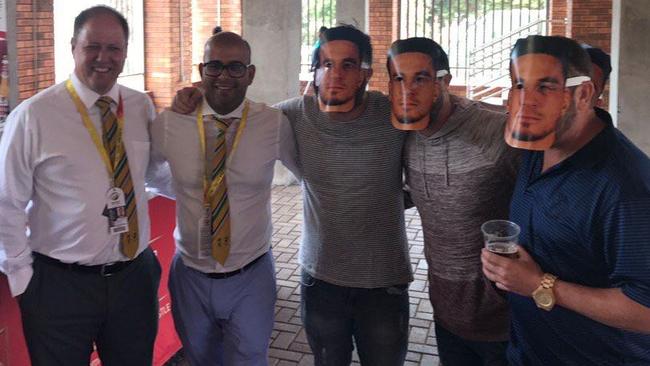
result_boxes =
[404,95,521,341]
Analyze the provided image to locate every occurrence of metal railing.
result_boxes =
[300,0,336,80]
[468,18,547,101]
[399,0,548,104]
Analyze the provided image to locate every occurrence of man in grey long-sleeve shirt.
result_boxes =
[275,26,412,366]
[388,38,520,366]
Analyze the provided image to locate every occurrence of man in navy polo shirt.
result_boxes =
[482,35,650,365]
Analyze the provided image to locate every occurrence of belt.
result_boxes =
[204,252,266,279]
[33,252,136,277]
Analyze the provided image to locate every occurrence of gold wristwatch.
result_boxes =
[532,273,558,311]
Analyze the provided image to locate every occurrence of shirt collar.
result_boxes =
[202,98,247,119]
[70,72,120,110]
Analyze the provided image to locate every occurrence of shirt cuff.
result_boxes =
[7,265,34,297]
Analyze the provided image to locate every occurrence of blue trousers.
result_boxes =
[300,270,410,366]
[168,251,277,366]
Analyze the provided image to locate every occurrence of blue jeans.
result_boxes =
[300,270,409,366]
[435,323,508,366]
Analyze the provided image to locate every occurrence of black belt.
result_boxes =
[204,252,266,279]
[33,252,136,277]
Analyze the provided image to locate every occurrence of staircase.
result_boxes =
[467,18,548,105]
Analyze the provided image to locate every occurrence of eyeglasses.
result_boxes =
[203,61,251,78]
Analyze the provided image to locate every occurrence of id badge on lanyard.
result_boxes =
[65,79,130,236]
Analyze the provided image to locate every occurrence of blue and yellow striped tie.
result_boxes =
[206,115,231,264]
[96,96,139,258]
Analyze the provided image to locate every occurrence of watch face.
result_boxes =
[536,291,553,306]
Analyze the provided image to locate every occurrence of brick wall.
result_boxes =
[144,0,194,110]
[143,0,242,110]
[570,0,612,52]
[219,0,242,34]
[367,0,399,93]
[15,0,55,101]
[549,0,570,36]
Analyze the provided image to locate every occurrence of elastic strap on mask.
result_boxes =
[565,75,591,87]
[436,70,449,78]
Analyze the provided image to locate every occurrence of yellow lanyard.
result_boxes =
[197,100,249,198]
[65,79,124,183]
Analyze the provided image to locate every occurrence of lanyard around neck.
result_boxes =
[65,79,124,181]
[197,100,250,197]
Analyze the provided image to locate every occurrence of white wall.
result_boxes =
[612,0,650,154]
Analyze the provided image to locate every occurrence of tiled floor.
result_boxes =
[167,184,440,365]
[267,185,440,366]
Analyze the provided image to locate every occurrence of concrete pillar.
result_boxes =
[611,0,650,154]
[242,0,301,105]
[337,0,367,32]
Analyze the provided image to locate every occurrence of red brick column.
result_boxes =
[549,0,570,36]
[16,0,55,102]
[569,0,612,52]
[220,0,242,34]
[367,0,399,94]
[144,0,194,110]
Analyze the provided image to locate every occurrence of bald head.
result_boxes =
[204,32,251,64]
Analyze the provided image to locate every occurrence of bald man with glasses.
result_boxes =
[149,31,300,365]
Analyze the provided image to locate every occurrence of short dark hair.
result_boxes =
[386,37,450,75]
[74,5,129,41]
[510,35,591,80]
[310,25,372,71]
[581,44,612,84]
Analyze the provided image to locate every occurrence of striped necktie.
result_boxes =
[205,115,234,264]
[96,96,139,258]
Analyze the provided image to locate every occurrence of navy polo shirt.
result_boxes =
[507,109,650,366]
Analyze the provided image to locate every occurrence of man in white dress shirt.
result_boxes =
[150,31,300,365]
[0,6,161,366]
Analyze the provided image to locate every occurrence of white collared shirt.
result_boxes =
[0,73,156,296]
[150,98,300,273]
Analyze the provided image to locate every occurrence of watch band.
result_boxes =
[541,273,557,289]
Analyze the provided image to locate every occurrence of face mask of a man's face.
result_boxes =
[506,53,572,150]
[388,52,442,131]
[315,40,366,113]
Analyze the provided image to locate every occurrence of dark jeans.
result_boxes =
[300,269,409,366]
[435,323,508,366]
[19,248,161,366]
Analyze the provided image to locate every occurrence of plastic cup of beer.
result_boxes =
[481,220,520,258]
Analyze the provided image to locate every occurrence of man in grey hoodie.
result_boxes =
[388,37,520,366]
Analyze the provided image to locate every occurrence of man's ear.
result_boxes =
[442,73,452,87]
[576,81,596,111]
[198,63,204,78]
[246,65,256,85]
[360,67,373,88]
[70,37,76,53]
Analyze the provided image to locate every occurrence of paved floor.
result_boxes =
[267,185,440,366]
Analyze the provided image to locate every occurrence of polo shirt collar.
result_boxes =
[562,107,615,170]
